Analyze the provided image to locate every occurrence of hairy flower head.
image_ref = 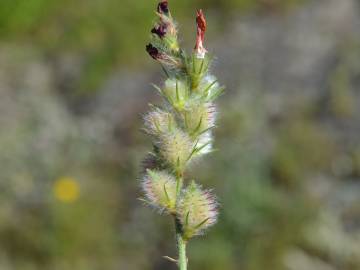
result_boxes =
[177,182,218,239]
[142,169,177,213]
[160,129,193,172]
[144,108,176,136]
[163,78,188,110]
[185,102,216,137]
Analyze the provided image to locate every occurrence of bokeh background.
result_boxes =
[1,0,360,269]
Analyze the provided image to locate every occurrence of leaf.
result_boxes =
[161,64,170,78]
[176,157,181,169]
[187,140,200,161]
[207,86,225,101]
[191,117,203,135]
[184,112,189,129]
[194,141,212,155]
[198,125,216,136]
[163,183,170,202]
[185,211,190,226]
[203,79,218,97]
[151,83,164,96]
[138,197,152,206]
[198,58,205,75]
[167,114,172,131]
[176,79,180,102]
[194,218,210,230]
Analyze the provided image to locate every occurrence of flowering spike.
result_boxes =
[141,1,224,268]
[177,182,218,240]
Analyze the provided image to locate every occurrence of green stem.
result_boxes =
[175,218,187,270]
[175,174,187,270]
[176,173,183,198]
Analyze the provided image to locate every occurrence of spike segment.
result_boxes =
[177,182,218,239]
[142,169,177,213]
[159,129,194,173]
[144,108,176,136]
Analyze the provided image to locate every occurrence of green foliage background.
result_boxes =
[0,0,304,89]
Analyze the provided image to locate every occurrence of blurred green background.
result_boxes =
[0,0,359,269]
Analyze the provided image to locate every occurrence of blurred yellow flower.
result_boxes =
[53,177,80,203]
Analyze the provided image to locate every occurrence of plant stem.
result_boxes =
[175,219,187,270]
[176,173,183,198]
[175,174,187,270]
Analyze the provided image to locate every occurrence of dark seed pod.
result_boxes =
[146,44,160,59]
[151,24,167,38]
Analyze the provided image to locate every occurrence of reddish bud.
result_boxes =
[157,0,169,14]
[194,9,207,58]
[196,9,207,34]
